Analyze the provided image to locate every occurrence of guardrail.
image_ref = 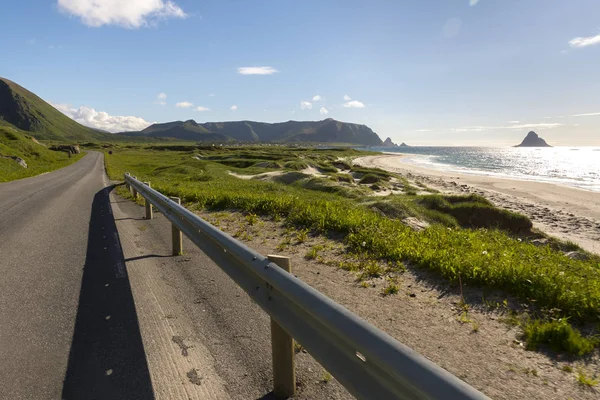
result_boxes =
[124,173,490,400]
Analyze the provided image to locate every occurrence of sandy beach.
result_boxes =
[355,154,600,254]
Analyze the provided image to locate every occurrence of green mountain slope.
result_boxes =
[0,125,83,182]
[0,77,102,141]
[120,118,383,146]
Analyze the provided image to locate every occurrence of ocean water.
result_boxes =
[372,147,600,192]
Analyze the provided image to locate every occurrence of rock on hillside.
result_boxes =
[119,118,384,146]
[516,131,552,147]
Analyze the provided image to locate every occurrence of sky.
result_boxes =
[1,0,600,146]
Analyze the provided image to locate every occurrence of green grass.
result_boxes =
[577,369,599,387]
[105,145,600,354]
[523,319,596,356]
[0,126,84,182]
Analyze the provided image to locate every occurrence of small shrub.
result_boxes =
[561,365,573,373]
[305,245,321,260]
[245,213,258,226]
[523,319,595,356]
[284,160,309,170]
[359,174,381,184]
[296,228,309,243]
[382,279,399,296]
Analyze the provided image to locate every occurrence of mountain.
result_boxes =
[399,142,409,147]
[0,77,101,141]
[382,137,398,147]
[120,118,384,146]
[515,131,552,147]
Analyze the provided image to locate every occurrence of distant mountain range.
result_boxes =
[0,77,103,141]
[118,118,384,146]
[0,77,384,146]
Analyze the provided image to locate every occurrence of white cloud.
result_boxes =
[53,103,152,132]
[572,111,600,117]
[175,101,193,108]
[508,120,520,124]
[57,0,188,28]
[230,105,238,111]
[343,100,365,108]
[569,34,600,48]
[208,93,216,97]
[343,95,351,101]
[416,129,431,132]
[320,107,328,115]
[300,101,312,110]
[154,92,167,105]
[237,66,278,75]
[452,123,562,132]
[312,95,322,101]
[469,0,479,6]
[196,106,210,112]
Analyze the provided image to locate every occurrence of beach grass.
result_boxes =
[103,144,600,355]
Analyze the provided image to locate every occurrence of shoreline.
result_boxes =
[355,154,600,254]
[379,151,600,193]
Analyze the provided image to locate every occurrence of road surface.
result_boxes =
[0,152,349,399]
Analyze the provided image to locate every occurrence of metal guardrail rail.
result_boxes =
[124,173,490,400]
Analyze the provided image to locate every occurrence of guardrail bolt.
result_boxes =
[170,197,183,255]
[267,255,296,398]
[144,181,153,219]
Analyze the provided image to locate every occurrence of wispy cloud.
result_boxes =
[452,123,562,132]
[469,0,480,6]
[300,101,312,110]
[569,34,600,48]
[343,95,351,101]
[343,100,365,108]
[208,93,216,97]
[508,120,520,124]
[320,107,328,115]
[57,0,188,28]
[415,129,431,132]
[26,38,36,45]
[572,111,600,117]
[196,106,210,112]
[154,92,167,105]
[230,105,238,111]
[237,66,278,75]
[312,95,322,101]
[175,101,193,108]
[53,103,152,132]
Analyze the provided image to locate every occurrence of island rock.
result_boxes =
[382,137,399,147]
[516,131,552,147]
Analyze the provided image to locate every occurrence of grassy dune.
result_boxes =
[0,126,83,182]
[103,145,600,355]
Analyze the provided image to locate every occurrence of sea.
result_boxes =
[370,147,600,193]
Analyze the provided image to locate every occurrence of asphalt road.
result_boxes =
[0,152,111,399]
[0,151,349,399]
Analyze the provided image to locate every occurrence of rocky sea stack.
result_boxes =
[515,131,552,147]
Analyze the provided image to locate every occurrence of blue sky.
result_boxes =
[1,0,600,145]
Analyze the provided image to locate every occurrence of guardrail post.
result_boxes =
[124,172,130,190]
[170,197,183,255]
[267,255,296,398]
[144,181,153,219]
[131,176,138,199]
